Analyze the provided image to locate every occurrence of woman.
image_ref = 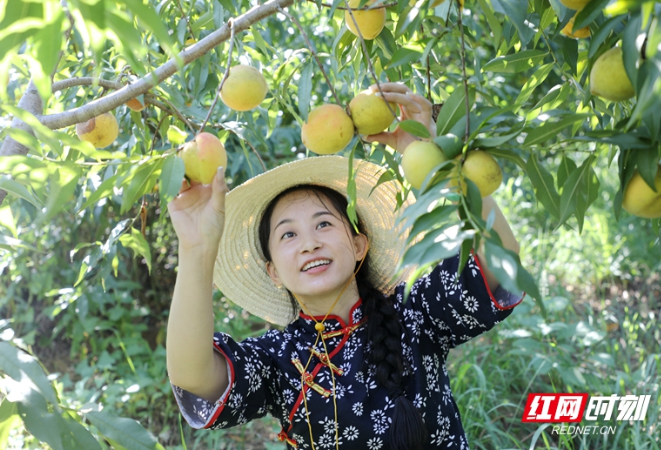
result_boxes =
[166,83,524,449]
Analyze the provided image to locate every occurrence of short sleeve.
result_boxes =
[170,331,277,430]
[402,251,524,351]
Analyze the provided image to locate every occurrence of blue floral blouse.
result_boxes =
[171,253,524,449]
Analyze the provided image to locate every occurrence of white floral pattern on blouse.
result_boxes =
[171,253,524,449]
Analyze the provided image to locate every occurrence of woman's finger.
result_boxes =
[409,94,433,113]
[178,179,191,196]
[369,82,411,95]
[364,131,397,149]
[378,92,422,113]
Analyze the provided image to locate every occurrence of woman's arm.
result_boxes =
[474,195,520,292]
[167,244,229,403]
[363,82,520,293]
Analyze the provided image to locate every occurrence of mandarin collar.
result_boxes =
[297,297,365,331]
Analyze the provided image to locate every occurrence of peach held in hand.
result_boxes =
[179,132,228,184]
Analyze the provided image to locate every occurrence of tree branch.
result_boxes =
[0,0,294,208]
[39,0,295,131]
[457,0,470,149]
[199,19,236,133]
[277,5,342,106]
[51,77,124,92]
[342,0,399,124]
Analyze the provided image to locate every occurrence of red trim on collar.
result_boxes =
[298,297,363,327]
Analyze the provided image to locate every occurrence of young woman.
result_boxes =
[166,83,524,449]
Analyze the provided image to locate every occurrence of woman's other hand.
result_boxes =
[363,82,436,154]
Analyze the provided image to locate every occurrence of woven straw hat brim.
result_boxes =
[213,155,418,327]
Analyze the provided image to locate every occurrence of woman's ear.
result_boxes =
[265,260,282,286]
[354,232,369,261]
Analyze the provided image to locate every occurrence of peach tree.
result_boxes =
[0,0,660,447]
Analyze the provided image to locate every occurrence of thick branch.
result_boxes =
[0,0,294,208]
[52,77,124,92]
[40,0,295,130]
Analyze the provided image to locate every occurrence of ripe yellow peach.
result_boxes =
[301,104,355,155]
[401,141,448,189]
[349,89,398,135]
[590,47,635,102]
[179,132,228,184]
[561,14,591,39]
[451,150,503,197]
[622,166,661,219]
[220,65,269,111]
[76,112,119,149]
[344,0,386,40]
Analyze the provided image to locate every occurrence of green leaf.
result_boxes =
[557,154,577,190]
[434,134,463,160]
[514,63,555,110]
[588,15,625,59]
[160,155,187,203]
[121,159,165,215]
[394,6,422,39]
[0,234,41,252]
[482,50,548,73]
[386,47,423,69]
[297,60,314,122]
[0,176,44,209]
[557,155,595,229]
[622,13,642,95]
[123,0,174,57]
[633,146,661,190]
[575,163,600,233]
[34,163,82,228]
[32,8,64,81]
[119,227,153,275]
[400,226,474,271]
[399,120,430,138]
[406,204,458,244]
[523,114,588,146]
[484,239,543,305]
[476,0,502,47]
[0,342,58,405]
[525,156,560,219]
[571,130,649,149]
[573,0,610,29]
[486,148,527,171]
[490,0,534,48]
[0,400,20,446]
[472,126,524,148]
[531,83,572,112]
[167,125,188,146]
[436,87,475,137]
[85,411,163,450]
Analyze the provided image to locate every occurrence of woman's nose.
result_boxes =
[300,234,322,252]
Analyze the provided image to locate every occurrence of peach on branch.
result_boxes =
[301,104,355,155]
[75,112,119,149]
[179,132,228,185]
[349,89,398,136]
[220,65,269,111]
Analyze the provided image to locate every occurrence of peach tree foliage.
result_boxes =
[0,0,660,447]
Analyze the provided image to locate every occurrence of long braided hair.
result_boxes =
[258,184,427,450]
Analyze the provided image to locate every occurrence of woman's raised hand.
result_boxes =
[363,82,436,154]
[167,167,229,252]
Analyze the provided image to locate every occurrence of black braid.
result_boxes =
[358,269,427,450]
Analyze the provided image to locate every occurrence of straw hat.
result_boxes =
[213,155,419,327]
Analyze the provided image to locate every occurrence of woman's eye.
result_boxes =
[281,231,294,239]
[318,221,331,228]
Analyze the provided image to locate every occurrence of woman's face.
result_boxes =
[265,190,367,307]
